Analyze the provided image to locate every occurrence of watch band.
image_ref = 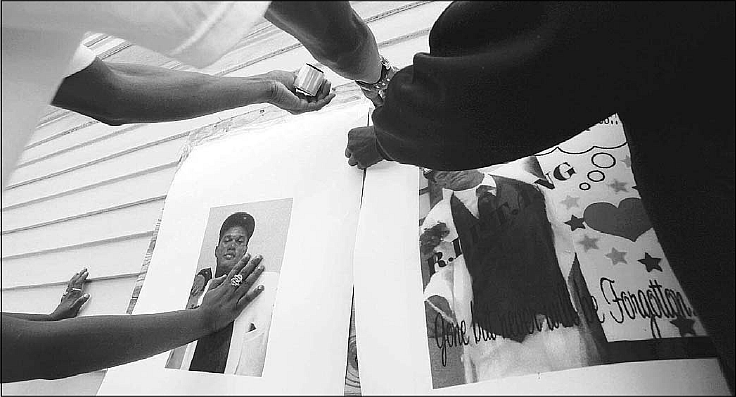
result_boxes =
[356,55,398,108]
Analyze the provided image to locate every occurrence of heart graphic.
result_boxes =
[583,197,652,242]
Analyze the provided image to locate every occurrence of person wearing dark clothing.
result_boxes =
[346,1,734,388]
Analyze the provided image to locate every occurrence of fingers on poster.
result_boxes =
[165,198,292,377]
[418,115,707,389]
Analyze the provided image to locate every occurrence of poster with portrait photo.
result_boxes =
[164,199,292,377]
[417,116,720,389]
[352,115,730,395]
[98,101,369,395]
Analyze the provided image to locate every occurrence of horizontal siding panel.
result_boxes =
[223,28,430,90]
[102,42,176,66]
[10,117,218,185]
[376,32,432,67]
[26,113,98,148]
[366,1,448,43]
[1,199,163,257]
[83,32,108,47]
[88,37,127,55]
[1,275,139,316]
[17,111,225,168]
[225,45,324,82]
[1,235,155,288]
[1,138,185,206]
[1,195,165,236]
[353,1,422,18]
[1,162,177,211]
[38,106,68,127]
[195,27,303,76]
[2,166,174,231]
[17,123,127,166]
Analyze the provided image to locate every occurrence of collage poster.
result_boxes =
[417,115,715,388]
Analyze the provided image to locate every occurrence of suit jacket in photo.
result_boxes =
[450,175,577,342]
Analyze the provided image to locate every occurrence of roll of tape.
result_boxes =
[294,64,325,97]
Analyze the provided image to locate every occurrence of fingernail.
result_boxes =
[257,285,264,291]
[257,265,264,271]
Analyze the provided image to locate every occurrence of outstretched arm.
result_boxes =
[51,58,334,126]
[1,254,264,383]
[265,1,381,84]
[1,310,213,382]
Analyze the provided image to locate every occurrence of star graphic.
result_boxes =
[670,316,696,337]
[608,179,628,193]
[622,155,632,168]
[605,247,627,265]
[577,235,599,252]
[638,252,663,272]
[560,195,580,210]
[565,215,586,231]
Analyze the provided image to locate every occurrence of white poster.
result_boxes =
[353,115,730,395]
[98,102,369,395]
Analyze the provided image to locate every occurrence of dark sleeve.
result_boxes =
[372,1,724,170]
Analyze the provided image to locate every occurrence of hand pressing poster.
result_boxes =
[165,199,291,377]
[353,115,730,395]
[98,102,369,395]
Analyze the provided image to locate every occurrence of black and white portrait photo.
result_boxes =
[165,198,292,377]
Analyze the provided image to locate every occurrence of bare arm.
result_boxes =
[51,59,334,126]
[2,312,55,322]
[1,254,264,383]
[1,310,211,382]
[265,1,381,84]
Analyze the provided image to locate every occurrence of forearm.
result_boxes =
[374,2,724,170]
[108,63,275,123]
[371,2,622,170]
[2,312,53,321]
[265,1,381,83]
[1,310,212,382]
[52,60,274,125]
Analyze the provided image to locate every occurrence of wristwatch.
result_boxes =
[356,55,398,108]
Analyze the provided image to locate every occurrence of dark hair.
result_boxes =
[219,212,255,241]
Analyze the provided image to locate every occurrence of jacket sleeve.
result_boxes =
[372,1,720,170]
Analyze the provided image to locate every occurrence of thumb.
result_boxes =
[271,83,310,111]
[73,294,90,310]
